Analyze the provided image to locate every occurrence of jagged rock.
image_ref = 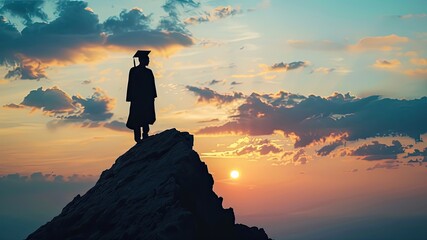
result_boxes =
[27,129,271,240]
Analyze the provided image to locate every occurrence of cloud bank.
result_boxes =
[0,0,196,80]
[196,91,427,148]
[3,86,127,131]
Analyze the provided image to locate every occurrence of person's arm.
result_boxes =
[150,70,157,99]
[126,69,133,102]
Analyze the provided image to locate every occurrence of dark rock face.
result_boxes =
[27,129,271,240]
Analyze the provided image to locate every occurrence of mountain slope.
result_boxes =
[27,129,271,240]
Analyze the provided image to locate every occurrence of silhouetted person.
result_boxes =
[126,50,157,143]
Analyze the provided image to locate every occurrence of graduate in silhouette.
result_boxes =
[126,50,157,143]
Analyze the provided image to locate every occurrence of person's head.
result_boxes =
[139,56,149,66]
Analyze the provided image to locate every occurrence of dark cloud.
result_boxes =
[6,86,120,128]
[103,8,151,34]
[186,86,244,105]
[103,120,129,132]
[71,88,115,121]
[367,160,400,170]
[3,103,24,109]
[0,1,103,80]
[197,91,427,148]
[105,29,193,50]
[0,0,47,24]
[281,149,310,165]
[185,5,240,25]
[20,86,75,114]
[208,79,223,85]
[269,61,308,71]
[103,7,193,49]
[159,0,200,33]
[405,147,427,162]
[351,140,405,160]
[0,1,196,80]
[317,140,344,156]
[18,1,102,61]
[230,81,242,85]
[5,58,47,80]
[0,15,20,65]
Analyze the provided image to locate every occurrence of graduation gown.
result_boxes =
[126,66,157,129]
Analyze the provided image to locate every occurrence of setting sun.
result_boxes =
[230,170,240,179]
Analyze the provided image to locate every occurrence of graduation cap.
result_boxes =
[133,50,151,67]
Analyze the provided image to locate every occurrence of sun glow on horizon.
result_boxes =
[230,170,240,179]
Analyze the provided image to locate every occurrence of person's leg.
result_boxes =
[133,127,141,143]
[142,124,149,139]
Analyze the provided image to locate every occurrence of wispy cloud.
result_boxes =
[349,34,409,51]
[372,59,401,69]
[289,35,409,52]
[185,5,241,25]
[186,86,245,106]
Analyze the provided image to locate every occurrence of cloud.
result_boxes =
[410,58,427,66]
[5,86,121,128]
[281,149,311,165]
[367,160,400,170]
[266,61,308,72]
[372,59,401,69]
[288,40,346,51]
[405,147,427,162]
[158,0,200,33]
[230,81,242,85]
[185,5,241,25]
[404,68,427,78]
[351,140,405,160]
[70,88,115,121]
[3,103,24,109]
[103,8,152,34]
[0,0,47,24]
[235,61,310,79]
[197,118,219,124]
[19,86,75,114]
[0,1,104,80]
[311,67,335,74]
[202,137,283,158]
[316,140,344,156]
[5,58,47,80]
[349,34,409,51]
[197,91,427,148]
[208,79,223,85]
[289,35,409,52]
[186,86,244,105]
[103,7,193,52]
[398,13,427,19]
[103,120,129,132]
[0,1,196,80]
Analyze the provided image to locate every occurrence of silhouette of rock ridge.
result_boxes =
[27,128,271,240]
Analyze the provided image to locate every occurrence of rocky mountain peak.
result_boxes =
[27,129,271,240]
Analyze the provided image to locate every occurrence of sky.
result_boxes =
[0,0,427,239]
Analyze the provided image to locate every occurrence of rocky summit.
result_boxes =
[27,129,271,240]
